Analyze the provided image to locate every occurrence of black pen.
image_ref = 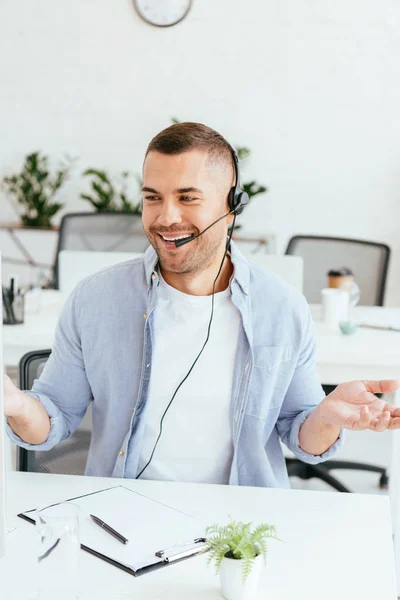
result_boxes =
[90,514,129,545]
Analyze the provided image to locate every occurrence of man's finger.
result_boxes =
[355,405,371,430]
[384,405,400,417]
[388,417,400,430]
[361,379,400,394]
[373,411,391,432]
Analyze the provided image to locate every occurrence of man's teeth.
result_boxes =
[161,234,192,241]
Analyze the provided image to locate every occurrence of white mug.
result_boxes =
[321,288,350,328]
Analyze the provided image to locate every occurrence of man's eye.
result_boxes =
[180,196,196,202]
[145,195,160,201]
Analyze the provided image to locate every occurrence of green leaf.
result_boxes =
[242,181,268,199]
[45,202,64,217]
[235,146,251,161]
[82,168,110,184]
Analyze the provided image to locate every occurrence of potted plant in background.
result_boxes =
[2,151,72,228]
[80,168,142,214]
[206,517,278,600]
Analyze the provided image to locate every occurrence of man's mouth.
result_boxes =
[156,232,195,248]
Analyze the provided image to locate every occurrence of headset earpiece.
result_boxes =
[228,151,249,215]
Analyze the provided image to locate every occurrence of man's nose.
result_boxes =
[157,200,183,227]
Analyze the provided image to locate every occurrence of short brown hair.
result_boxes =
[145,122,234,173]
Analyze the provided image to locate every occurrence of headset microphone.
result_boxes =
[174,209,235,248]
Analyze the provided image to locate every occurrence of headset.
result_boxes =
[174,148,249,248]
[228,149,250,215]
[135,145,249,479]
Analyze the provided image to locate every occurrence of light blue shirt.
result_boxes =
[8,242,343,487]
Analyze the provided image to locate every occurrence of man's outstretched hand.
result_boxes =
[319,380,400,431]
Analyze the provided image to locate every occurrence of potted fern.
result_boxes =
[206,517,278,600]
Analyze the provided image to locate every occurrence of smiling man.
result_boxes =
[4,122,400,487]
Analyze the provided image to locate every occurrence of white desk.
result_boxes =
[311,305,400,384]
[1,472,397,600]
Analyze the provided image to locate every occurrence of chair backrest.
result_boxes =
[285,235,390,306]
[18,350,92,475]
[53,212,149,287]
[58,250,143,296]
[239,251,304,292]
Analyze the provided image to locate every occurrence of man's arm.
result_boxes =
[5,374,50,444]
[4,284,93,450]
[276,296,345,463]
[298,402,340,455]
[277,296,400,459]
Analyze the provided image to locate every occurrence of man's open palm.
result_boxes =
[321,380,400,431]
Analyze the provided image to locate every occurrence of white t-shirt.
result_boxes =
[137,274,241,484]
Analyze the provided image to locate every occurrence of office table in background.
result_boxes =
[0,472,397,600]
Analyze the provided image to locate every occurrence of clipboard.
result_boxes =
[17,485,210,577]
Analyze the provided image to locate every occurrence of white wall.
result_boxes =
[1,0,400,302]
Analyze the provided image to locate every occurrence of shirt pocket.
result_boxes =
[245,345,292,417]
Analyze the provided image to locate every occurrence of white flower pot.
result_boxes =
[219,554,263,600]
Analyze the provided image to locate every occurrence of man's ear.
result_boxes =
[227,211,235,226]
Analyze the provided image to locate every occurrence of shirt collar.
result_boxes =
[144,244,159,286]
[143,240,250,295]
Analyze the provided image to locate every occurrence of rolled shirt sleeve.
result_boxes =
[6,390,69,451]
[6,283,93,451]
[276,296,345,463]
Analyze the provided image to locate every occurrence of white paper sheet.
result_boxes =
[23,485,206,572]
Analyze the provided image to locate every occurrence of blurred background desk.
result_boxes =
[1,472,397,600]
[3,290,64,369]
[5,298,400,375]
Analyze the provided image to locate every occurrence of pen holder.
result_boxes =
[2,289,24,325]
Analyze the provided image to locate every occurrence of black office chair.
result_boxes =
[285,235,391,492]
[286,235,390,306]
[52,211,149,288]
[18,349,92,475]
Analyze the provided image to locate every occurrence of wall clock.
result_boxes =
[134,0,192,27]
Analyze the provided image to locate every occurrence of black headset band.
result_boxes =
[231,148,240,192]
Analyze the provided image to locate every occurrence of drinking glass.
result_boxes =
[36,502,80,600]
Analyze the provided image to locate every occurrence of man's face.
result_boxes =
[141,149,232,275]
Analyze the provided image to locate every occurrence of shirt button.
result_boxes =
[143,312,148,319]
[244,286,248,293]
[119,450,125,456]
[151,273,157,280]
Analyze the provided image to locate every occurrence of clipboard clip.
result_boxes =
[155,537,210,563]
